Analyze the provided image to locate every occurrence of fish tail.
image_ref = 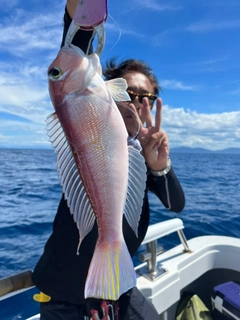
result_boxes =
[84,239,136,300]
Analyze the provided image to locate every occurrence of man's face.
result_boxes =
[116,72,156,137]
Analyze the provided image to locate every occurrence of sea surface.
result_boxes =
[0,148,240,279]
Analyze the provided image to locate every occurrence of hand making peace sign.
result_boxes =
[136,97,169,171]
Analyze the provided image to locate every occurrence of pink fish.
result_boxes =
[46,45,146,300]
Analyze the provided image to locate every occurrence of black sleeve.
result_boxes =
[60,6,94,53]
[147,166,185,213]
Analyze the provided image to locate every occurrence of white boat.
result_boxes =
[1,217,240,319]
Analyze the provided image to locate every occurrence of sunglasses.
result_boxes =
[126,89,157,106]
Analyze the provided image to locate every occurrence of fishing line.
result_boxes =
[98,14,122,59]
[107,14,122,53]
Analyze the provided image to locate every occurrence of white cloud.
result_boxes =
[0,8,63,58]
[151,18,240,49]
[160,80,200,91]
[199,58,229,65]
[204,1,240,7]
[106,21,147,41]
[0,119,50,148]
[183,57,232,74]
[0,61,52,123]
[231,88,240,95]
[0,9,61,126]
[1,105,240,150]
[186,20,240,33]
[131,0,181,11]
[161,105,240,150]
[0,133,8,141]
[151,29,178,48]
[0,0,18,10]
[119,29,145,40]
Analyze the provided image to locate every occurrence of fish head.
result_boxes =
[48,45,100,110]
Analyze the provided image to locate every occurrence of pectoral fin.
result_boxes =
[105,78,131,102]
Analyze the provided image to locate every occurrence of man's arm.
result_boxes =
[147,167,185,213]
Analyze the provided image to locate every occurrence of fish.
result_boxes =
[46,44,146,300]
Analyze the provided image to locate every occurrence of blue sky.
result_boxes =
[0,0,239,150]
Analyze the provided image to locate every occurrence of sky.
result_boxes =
[0,0,240,151]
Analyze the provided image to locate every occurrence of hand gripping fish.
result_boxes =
[46,45,146,300]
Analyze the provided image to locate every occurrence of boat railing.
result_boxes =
[137,218,191,281]
[0,269,34,298]
[0,219,190,297]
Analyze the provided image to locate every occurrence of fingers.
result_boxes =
[155,98,162,130]
[142,97,152,127]
[143,131,168,154]
[141,97,162,130]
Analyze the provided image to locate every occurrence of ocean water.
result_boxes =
[0,148,240,279]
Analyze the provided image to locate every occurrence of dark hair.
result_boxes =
[103,58,160,96]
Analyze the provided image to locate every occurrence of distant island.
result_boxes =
[0,146,240,154]
[170,147,240,154]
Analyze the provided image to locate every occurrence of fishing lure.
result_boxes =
[64,0,108,55]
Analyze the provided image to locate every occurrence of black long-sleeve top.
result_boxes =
[32,7,185,305]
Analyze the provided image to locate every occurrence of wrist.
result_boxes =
[151,158,171,176]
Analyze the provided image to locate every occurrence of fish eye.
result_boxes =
[48,67,62,79]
